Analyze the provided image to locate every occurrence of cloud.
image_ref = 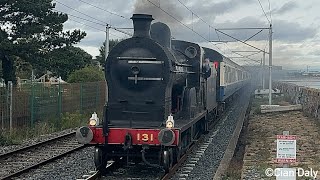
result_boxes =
[273,1,297,15]
[187,0,255,22]
[273,19,317,42]
[52,0,320,71]
[75,45,100,56]
[209,17,317,42]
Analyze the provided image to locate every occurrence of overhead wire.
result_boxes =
[268,0,272,24]
[77,0,130,20]
[156,0,271,65]
[54,0,132,36]
[176,0,215,45]
[59,0,269,64]
[175,0,262,63]
[145,0,205,40]
[257,0,271,24]
[23,0,129,39]
[67,18,105,32]
[52,10,129,39]
[175,0,271,65]
[67,19,123,39]
[53,9,106,27]
[145,0,226,57]
[176,0,209,26]
[54,0,107,25]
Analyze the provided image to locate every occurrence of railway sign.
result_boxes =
[276,135,297,163]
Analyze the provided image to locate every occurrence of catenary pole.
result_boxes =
[105,25,110,61]
[260,58,263,88]
[263,50,265,89]
[105,25,110,100]
[268,24,273,105]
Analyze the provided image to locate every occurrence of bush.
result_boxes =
[67,66,105,83]
[61,112,88,129]
[0,112,89,145]
[0,132,15,145]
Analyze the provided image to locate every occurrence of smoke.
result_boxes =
[133,0,184,29]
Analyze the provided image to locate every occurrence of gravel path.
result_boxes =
[13,146,95,180]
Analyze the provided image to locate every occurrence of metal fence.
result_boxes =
[0,81,106,131]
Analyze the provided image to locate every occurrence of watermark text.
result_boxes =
[265,168,318,178]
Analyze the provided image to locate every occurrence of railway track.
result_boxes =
[163,107,237,180]
[0,131,84,180]
[78,103,238,180]
[169,88,252,179]
[78,112,228,180]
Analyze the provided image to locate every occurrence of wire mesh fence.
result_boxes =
[0,81,106,132]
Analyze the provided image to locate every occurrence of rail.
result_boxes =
[0,132,84,180]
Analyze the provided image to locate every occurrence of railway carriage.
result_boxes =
[203,48,250,110]
[76,14,250,174]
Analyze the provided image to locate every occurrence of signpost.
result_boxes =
[276,135,297,163]
[276,131,297,180]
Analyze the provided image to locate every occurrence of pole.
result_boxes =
[8,81,12,135]
[105,25,110,101]
[105,25,110,61]
[262,50,265,89]
[268,24,273,105]
[58,80,62,127]
[31,70,35,127]
[260,58,263,88]
[80,83,83,114]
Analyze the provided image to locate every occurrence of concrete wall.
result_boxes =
[274,82,320,119]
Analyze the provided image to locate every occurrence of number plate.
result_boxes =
[137,133,154,142]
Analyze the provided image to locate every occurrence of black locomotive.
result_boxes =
[76,14,250,173]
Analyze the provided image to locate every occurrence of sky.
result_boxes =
[55,0,320,71]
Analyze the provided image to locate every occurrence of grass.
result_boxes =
[222,160,243,180]
[0,111,94,145]
[256,163,271,179]
[0,132,17,145]
[222,96,294,180]
[0,122,55,145]
[251,95,291,114]
[60,111,88,130]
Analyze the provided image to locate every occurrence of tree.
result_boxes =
[15,56,32,79]
[67,66,104,83]
[0,0,86,84]
[95,39,121,66]
[40,46,92,80]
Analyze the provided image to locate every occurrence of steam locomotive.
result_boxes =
[76,14,250,173]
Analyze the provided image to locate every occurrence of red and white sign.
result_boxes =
[276,135,297,163]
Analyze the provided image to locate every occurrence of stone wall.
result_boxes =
[274,82,320,119]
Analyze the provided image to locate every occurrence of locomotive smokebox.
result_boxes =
[131,14,154,38]
[151,22,171,48]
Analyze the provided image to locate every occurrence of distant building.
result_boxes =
[301,71,320,77]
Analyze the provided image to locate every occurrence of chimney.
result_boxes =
[131,14,154,38]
